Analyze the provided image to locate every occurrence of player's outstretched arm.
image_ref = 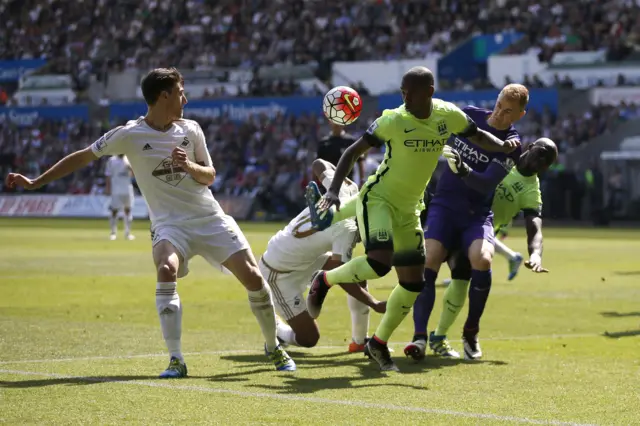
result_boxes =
[5,147,97,190]
[312,159,356,188]
[524,214,548,273]
[337,282,386,314]
[466,129,520,153]
[319,138,371,211]
[442,146,512,194]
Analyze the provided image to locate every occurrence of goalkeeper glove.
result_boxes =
[443,146,470,177]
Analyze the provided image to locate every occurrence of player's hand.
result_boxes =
[525,253,548,273]
[171,147,190,168]
[372,300,387,314]
[502,139,521,153]
[318,189,341,212]
[442,146,470,177]
[5,173,38,190]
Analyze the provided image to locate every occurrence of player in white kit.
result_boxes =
[105,154,135,240]
[260,159,386,351]
[5,67,296,377]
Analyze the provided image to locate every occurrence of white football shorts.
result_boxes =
[152,214,250,278]
[258,253,330,320]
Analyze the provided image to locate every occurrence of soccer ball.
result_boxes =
[322,86,363,126]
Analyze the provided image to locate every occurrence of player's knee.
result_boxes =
[469,251,493,271]
[295,329,320,348]
[366,257,392,277]
[242,264,264,291]
[157,262,178,282]
[399,280,425,293]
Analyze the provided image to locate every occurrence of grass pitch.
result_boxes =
[0,219,638,425]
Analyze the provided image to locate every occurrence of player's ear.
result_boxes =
[428,85,435,97]
[519,109,527,119]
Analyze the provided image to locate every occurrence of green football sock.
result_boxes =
[374,285,419,342]
[331,195,357,224]
[325,256,381,286]
[435,279,469,336]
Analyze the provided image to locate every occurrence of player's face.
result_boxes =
[519,143,556,175]
[401,85,434,111]
[491,95,525,128]
[168,82,187,119]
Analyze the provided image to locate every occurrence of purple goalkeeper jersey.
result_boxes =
[430,106,521,215]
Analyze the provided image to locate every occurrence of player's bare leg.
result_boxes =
[123,207,135,240]
[109,209,118,240]
[222,248,296,371]
[153,240,187,378]
[463,238,495,360]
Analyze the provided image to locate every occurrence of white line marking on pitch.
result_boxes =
[0,368,595,426]
[0,333,600,365]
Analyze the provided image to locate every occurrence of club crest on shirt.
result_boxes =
[437,120,448,136]
[152,157,187,187]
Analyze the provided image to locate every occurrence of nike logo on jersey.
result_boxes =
[404,128,416,133]
[143,143,153,151]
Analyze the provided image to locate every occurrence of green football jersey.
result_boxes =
[362,100,472,213]
[492,168,542,231]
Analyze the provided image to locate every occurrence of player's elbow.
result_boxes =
[311,159,327,179]
[203,167,216,186]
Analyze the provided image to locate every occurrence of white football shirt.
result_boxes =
[91,117,220,227]
[262,170,359,272]
[105,155,133,196]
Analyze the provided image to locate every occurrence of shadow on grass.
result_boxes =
[600,311,640,318]
[602,329,640,338]
[0,375,163,389]
[613,271,640,276]
[206,350,507,394]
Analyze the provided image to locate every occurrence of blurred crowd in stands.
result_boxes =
[2,0,640,220]
[2,0,640,104]
[1,98,636,219]
[3,0,637,70]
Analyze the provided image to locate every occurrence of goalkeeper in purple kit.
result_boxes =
[407,84,529,360]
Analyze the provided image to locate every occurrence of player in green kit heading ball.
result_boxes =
[306,66,520,371]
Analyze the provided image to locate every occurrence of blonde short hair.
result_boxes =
[499,84,529,111]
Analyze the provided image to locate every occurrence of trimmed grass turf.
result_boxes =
[1,219,638,425]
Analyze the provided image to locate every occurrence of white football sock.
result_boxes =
[156,282,183,362]
[347,292,370,345]
[276,319,299,346]
[495,239,518,261]
[109,215,117,234]
[247,282,279,352]
[124,212,132,235]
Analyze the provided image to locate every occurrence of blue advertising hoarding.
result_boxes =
[0,59,47,82]
[378,89,558,114]
[438,32,522,82]
[0,105,89,127]
[110,97,325,122]
[11,90,556,126]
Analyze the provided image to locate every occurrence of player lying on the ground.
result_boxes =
[408,84,528,362]
[408,137,557,360]
[5,67,296,377]
[260,159,385,352]
[105,154,136,241]
[304,66,518,371]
